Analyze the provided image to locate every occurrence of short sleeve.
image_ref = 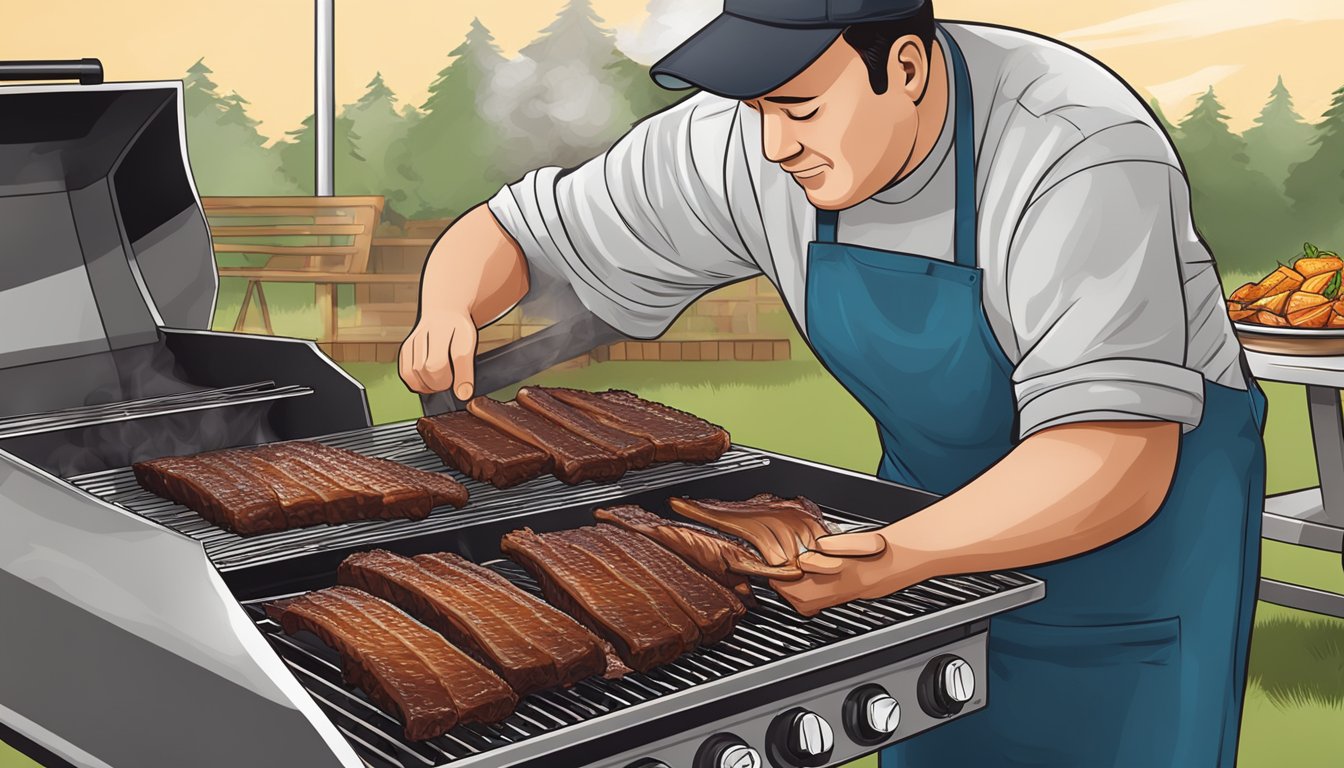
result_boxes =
[1006,161,1205,439]
[487,94,763,339]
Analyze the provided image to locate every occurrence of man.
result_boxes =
[400,1,1268,765]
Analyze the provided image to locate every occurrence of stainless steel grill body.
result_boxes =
[6,422,1042,768]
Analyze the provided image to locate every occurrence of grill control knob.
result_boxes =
[720,744,762,768]
[918,655,977,718]
[865,694,902,734]
[695,734,761,768]
[791,711,835,756]
[843,684,901,746]
[943,658,976,703]
[765,708,834,767]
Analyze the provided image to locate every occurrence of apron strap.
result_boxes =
[944,26,978,270]
[815,209,840,244]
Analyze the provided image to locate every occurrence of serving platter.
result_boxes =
[1234,322,1344,356]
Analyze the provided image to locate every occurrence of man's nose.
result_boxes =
[761,114,804,165]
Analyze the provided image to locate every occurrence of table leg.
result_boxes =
[315,283,335,343]
[234,280,256,332]
[1259,578,1344,619]
[1306,384,1344,528]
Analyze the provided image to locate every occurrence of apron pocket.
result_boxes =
[984,615,1183,765]
[993,614,1181,667]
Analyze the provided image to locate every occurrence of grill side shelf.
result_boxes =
[240,562,1042,768]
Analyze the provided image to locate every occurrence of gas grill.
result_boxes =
[0,63,1044,768]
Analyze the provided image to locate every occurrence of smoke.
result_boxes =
[616,0,720,65]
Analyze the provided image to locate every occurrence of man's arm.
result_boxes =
[774,420,1178,615]
[399,205,530,398]
[401,92,763,395]
[775,157,1206,614]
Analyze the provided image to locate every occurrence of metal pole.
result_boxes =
[315,0,335,196]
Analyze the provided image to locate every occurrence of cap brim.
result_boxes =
[650,14,843,100]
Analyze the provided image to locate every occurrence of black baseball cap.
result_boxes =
[651,0,928,100]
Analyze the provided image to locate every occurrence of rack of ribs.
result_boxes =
[500,528,700,671]
[337,550,616,695]
[133,441,467,536]
[264,586,516,740]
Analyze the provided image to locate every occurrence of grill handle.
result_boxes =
[0,58,104,85]
[420,312,625,416]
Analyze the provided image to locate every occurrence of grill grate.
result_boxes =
[67,421,772,571]
[242,561,1034,768]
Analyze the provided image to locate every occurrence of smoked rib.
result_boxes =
[467,397,626,485]
[416,410,552,488]
[338,549,608,694]
[541,388,730,463]
[515,386,656,469]
[500,528,691,672]
[265,586,516,740]
[414,552,631,681]
[133,441,468,535]
[580,525,744,644]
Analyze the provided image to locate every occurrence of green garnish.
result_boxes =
[1326,271,1342,300]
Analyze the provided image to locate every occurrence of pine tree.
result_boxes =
[180,61,296,197]
[1177,87,1292,273]
[183,58,225,119]
[340,72,413,203]
[1148,96,1179,141]
[1285,84,1344,245]
[218,92,262,133]
[396,18,510,218]
[1243,76,1316,190]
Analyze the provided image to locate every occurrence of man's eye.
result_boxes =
[786,107,819,121]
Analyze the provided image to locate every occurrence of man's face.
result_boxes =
[744,34,932,210]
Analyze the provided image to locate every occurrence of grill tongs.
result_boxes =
[420,311,624,416]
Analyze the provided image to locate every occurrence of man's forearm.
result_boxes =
[886,421,1181,580]
[419,204,531,327]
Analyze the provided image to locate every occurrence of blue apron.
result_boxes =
[804,27,1268,767]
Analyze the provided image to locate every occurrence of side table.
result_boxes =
[1245,350,1344,618]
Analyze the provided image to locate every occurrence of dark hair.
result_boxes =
[841,3,936,95]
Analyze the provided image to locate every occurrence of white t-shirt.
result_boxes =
[488,22,1247,440]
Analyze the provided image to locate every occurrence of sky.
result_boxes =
[4,0,1342,145]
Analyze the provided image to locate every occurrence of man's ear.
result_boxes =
[890,35,930,100]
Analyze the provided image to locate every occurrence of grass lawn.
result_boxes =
[4,280,1342,767]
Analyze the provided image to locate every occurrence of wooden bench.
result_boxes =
[203,196,394,340]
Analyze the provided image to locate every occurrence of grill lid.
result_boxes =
[0,63,216,372]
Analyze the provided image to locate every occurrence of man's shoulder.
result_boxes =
[638,90,743,130]
[946,21,1178,170]
[948,23,1166,137]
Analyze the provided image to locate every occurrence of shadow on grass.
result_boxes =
[1249,612,1344,709]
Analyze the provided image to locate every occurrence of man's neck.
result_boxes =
[884,39,951,190]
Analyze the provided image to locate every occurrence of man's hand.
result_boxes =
[396,205,531,398]
[400,314,478,399]
[769,528,922,616]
